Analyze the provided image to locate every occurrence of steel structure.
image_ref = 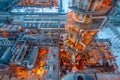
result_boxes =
[0,0,120,80]
[60,0,120,79]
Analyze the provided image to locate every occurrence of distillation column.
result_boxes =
[60,0,117,74]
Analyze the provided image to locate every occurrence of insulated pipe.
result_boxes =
[72,12,89,23]
[79,41,86,50]
[78,0,92,11]
[10,54,16,61]
[92,0,103,11]
[64,45,76,63]
[1,47,11,59]
[27,46,38,68]
[92,16,107,29]
[14,42,26,61]
[80,16,107,56]
[72,53,75,63]
[75,41,86,54]
[19,45,28,61]
[71,0,106,23]
[73,16,107,56]
[71,0,93,23]
[73,14,107,28]
[79,29,84,38]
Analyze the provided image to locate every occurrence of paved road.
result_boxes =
[45,46,59,80]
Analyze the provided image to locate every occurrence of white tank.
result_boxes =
[25,29,31,34]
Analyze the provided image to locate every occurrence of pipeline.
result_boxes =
[27,46,38,68]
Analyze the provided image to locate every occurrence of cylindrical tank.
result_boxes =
[27,46,38,68]
[61,73,120,80]
[25,29,31,34]
[18,26,24,32]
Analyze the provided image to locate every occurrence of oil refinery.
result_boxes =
[0,0,120,80]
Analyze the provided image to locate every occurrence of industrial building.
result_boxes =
[0,0,120,80]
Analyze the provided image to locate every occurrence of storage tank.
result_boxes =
[27,46,38,68]
[61,73,120,80]
[25,29,31,34]
[18,26,24,32]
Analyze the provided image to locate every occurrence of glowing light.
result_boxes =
[36,69,42,75]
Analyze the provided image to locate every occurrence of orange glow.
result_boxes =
[19,0,58,7]
[81,30,97,45]
[65,39,74,46]
[18,26,24,32]
[1,32,8,36]
[59,50,87,71]
[102,0,111,5]
[89,59,96,64]
[31,48,48,75]
[9,65,28,78]
[9,48,48,78]
[74,41,84,52]
[38,48,49,56]
[71,11,91,24]
[36,69,42,75]
[65,24,79,33]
